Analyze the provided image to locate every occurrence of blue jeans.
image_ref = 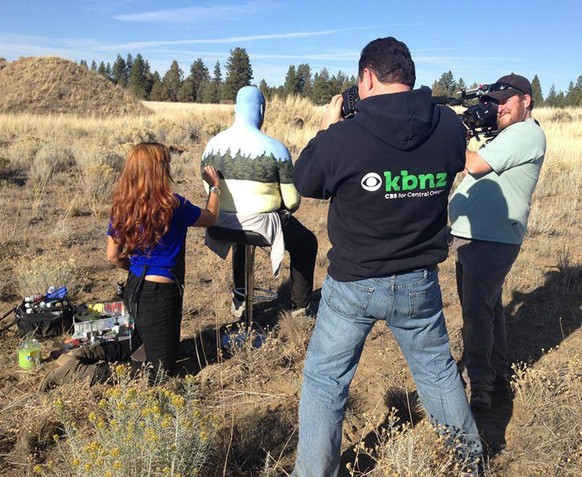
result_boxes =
[293,269,482,477]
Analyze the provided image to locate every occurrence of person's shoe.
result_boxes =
[470,389,493,411]
[38,355,83,392]
[230,291,245,318]
[38,353,113,392]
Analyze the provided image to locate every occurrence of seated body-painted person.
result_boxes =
[202,86,317,316]
[39,142,220,390]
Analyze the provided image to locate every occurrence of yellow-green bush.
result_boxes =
[35,370,217,477]
[14,253,82,299]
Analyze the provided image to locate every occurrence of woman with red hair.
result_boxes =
[106,142,220,377]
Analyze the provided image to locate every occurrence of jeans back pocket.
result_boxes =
[325,277,374,318]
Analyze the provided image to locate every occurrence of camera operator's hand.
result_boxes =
[319,94,344,131]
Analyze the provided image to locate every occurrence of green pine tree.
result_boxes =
[259,79,271,100]
[531,75,544,107]
[161,60,183,102]
[97,61,108,79]
[311,68,333,105]
[201,61,222,104]
[283,65,298,97]
[545,84,559,107]
[565,76,582,107]
[432,71,457,97]
[297,63,312,97]
[179,58,210,103]
[222,47,253,102]
[330,71,349,95]
[112,54,127,87]
[128,53,149,99]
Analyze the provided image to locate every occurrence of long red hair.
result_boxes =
[110,142,179,256]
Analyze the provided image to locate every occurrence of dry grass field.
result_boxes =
[0,96,580,477]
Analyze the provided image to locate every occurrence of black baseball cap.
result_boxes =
[481,74,533,105]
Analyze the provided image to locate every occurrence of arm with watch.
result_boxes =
[195,165,221,227]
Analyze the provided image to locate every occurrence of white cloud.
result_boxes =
[93,30,342,51]
[0,32,100,50]
[114,0,282,23]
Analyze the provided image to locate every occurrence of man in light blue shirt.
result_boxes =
[449,74,546,411]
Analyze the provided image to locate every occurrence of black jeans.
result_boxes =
[453,237,521,391]
[120,273,183,376]
[233,212,318,309]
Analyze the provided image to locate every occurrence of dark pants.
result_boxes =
[233,212,317,309]
[118,274,183,376]
[453,237,520,392]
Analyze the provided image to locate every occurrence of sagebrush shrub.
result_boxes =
[7,136,40,170]
[29,141,73,184]
[14,252,83,299]
[35,370,217,477]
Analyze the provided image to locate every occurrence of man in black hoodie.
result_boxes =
[291,37,482,477]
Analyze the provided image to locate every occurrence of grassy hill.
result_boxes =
[0,57,151,117]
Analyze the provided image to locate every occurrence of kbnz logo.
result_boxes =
[361,170,449,195]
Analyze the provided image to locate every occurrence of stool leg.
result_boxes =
[244,244,255,328]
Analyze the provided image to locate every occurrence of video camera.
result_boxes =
[433,84,499,141]
[340,82,499,141]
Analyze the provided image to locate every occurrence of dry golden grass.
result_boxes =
[492,337,582,477]
[348,417,485,477]
[0,99,580,477]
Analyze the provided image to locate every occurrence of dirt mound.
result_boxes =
[0,57,152,116]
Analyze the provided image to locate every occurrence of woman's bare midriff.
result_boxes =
[145,275,175,284]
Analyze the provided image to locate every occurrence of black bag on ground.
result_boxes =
[15,301,74,338]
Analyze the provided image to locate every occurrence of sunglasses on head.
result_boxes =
[490,82,526,95]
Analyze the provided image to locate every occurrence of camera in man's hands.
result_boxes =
[434,83,499,141]
[341,85,360,119]
[458,101,498,138]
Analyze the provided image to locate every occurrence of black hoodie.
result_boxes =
[294,86,466,281]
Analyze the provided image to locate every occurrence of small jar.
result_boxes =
[18,339,42,370]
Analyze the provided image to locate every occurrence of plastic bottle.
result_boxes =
[24,294,43,304]
[18,339,42,370]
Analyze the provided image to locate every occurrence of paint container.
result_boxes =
[18,339,42,370]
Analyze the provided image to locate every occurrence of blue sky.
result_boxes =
[1,0,580,96]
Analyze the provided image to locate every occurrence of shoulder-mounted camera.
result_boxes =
[433,84,499,141]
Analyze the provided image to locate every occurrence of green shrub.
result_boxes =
[35,370,217,477]
[14,252,83,299]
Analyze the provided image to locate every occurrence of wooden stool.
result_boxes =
[207,227,278,328]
